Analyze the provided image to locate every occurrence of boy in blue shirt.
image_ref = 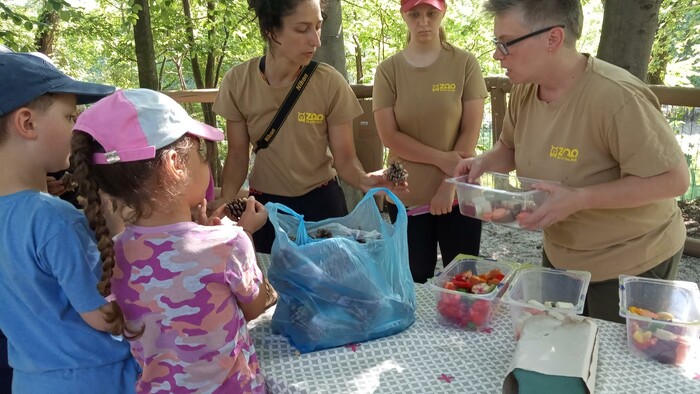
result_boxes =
[0,52,138,393]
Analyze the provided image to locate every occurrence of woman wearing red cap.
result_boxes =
[373,0,487,283]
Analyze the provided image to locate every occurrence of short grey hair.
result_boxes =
[483,0,583,47]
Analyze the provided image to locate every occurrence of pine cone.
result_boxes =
[60,172,78,192]
[224,198,247,221]
[312,228,333,239]
[384,161,408,185]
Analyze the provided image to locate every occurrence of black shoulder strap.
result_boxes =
[254,58,319,153]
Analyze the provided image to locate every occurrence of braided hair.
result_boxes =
[70,131,195,340]
[70,132,144,339]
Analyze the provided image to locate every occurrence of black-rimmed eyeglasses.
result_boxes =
[492,25,565,56]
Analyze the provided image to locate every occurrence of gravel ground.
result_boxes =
[473,222,700,287]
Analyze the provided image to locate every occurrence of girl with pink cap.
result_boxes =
[72,88,269,393]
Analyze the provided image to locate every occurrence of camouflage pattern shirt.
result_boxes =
[111,222,266,393]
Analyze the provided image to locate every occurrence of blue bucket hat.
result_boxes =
[0,52,116,116]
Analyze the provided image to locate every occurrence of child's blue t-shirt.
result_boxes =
[0,190,132,373]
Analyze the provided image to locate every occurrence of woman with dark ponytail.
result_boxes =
[214,0,406,253]
[72,89,269,393]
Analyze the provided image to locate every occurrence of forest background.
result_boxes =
[1,0,699,189]
[2,0,698,105]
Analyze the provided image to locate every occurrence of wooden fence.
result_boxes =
[164,76,700,140]
[163,78,700,256]
[163,77,700,176]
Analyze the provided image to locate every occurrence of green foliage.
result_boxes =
[341,0,605,82]
[0,0,73,50]
[341,0,504,82]
[1,2,36,51]
[647,0,700,86]
[0,0,692,88]
[0,0,696,173]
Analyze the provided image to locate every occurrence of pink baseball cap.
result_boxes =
[74,88,223,164]
[401,0,446,12]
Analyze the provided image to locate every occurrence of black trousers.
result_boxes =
[250,178,348,253]
[387,203,482,283]
[542,247,683,323]
[0,329,12,393]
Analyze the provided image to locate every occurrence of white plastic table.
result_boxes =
[249,254,700,393]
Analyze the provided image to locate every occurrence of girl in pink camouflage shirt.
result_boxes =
[72,88,269,393]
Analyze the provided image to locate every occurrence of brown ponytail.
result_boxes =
[71,132,144,340]
[248,0,328,46]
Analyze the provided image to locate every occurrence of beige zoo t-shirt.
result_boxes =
[214,58,362,196]
[373,47,487,206]
[500,55,685,281]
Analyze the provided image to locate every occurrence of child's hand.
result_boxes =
[46,176,66,196]
[99,192,125,236]
[236,196,267,234]
[195,198,226,226]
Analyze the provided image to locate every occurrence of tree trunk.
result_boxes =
[352,34,363,83]
[182,0,220,181]
[313,0,347,79]
[182,0,203,89]
[597,0,663,82]
[646,0,687,85]
[34,5,59,55]
[201,1,217,128]
[646,16,673,85]
[132,0,158,90]
[314,0,362,209]
[181,0,217,125]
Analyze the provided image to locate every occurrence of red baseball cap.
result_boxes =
[401,0,446,12]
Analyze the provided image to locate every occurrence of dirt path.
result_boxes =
[476,222,700,287]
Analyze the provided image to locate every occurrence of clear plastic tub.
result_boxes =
[618,275,700,366]
[502,267,591,340]
[446,172,550,229]
[428,256,517,331]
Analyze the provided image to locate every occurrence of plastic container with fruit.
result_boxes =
[428,255,517,331]
[501,267,591,340]
[445,172,552,229]
[618,275,700,366]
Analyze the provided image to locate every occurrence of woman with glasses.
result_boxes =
[373,0,487,283]
[456,0,688,323]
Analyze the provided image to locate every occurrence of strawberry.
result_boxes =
[468,300,492,327]
[437,300,459,319]
[440,291,461,304]
[452,279,473,291]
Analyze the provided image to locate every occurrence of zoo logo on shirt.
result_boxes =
[298,112,324,124]
[550,145,579,162]
[432,83,456,92]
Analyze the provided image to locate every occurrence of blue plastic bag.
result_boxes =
[266,188,416,353]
